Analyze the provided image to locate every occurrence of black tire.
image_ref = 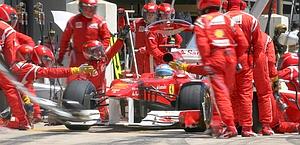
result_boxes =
[63,80,97,131]
[177,82,211,132]
[63,80,97,109]
[252,92,261,133]
[65,124,91,131]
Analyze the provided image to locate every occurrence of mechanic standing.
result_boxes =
[57,0,111,69]
[68,27,128,121]
[157,2,183,46]
[130,2,158,74]
[252,31,275,136]
[145,3,183,69]
[9,45,94,125]
[193,0,249,138]
[0,4,35,47]
[223,0,274,136]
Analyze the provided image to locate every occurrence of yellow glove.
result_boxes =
[23,95,31,105]
[71,64,95,74]
[169,61,189,71]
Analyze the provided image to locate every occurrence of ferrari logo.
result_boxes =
[169,84,175,95]
[214,29,224,38]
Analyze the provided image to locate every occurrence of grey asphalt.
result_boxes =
[1,123,300,145]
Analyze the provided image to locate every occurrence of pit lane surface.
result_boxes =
[0,123,299,145]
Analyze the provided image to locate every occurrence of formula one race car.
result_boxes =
[60,19,213,131]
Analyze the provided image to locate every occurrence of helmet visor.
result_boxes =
[10,14,18,28]
[144,12,157,23]
[41,55,53,67]
[80,4,97,18]
[83,45,105,61]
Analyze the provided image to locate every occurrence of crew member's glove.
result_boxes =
[71,64,95,74]
[118,25,130,40]
[169,61,188,71]
[23,95,31,105]
[271,76,280,91]
[23,95,33,113]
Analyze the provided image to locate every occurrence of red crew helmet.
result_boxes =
[79,0,98,18]
[82,40,106,61]
[0,4,18,28]
[222,0,247,11]
[158,3,175,20]
[143,2,158,23]
[197,0,221,10]
[32,45,55,67]
[16,44,34,61]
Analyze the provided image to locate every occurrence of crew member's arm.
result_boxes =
[98,22,111,49]
[16,32,35,47]
[3,27,17,66]
[58,19,73,64]
[145,31,165,63]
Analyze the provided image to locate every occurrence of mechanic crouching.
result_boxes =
[67,27,129,121]
[2,45,95,129]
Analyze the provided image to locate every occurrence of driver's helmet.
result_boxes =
[158,3,175,20]
[16,44,34,62]
[32,45,55,67]
[155,64,174,78]
[0,4,18,28]
[278,52,298,70]
[82,40,106,61]
[142,2,158,24]
[79,0,97,19]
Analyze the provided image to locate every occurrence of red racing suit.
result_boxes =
[132,18,151,74]
[58,14,111,67]
[10,62,75,119]
[145,31,182,68]
[278,66,299,91]
[0,21,29,127]
[194,11,249,128]
[252,32,273,126]
[270,92,300,133]
[68,39,124,120]
[265,34,277,79]
[225,8,265,128]
[16,32,35,47]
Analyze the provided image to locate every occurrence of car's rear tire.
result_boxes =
[63,80,97,131]
[177,82,211,132]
